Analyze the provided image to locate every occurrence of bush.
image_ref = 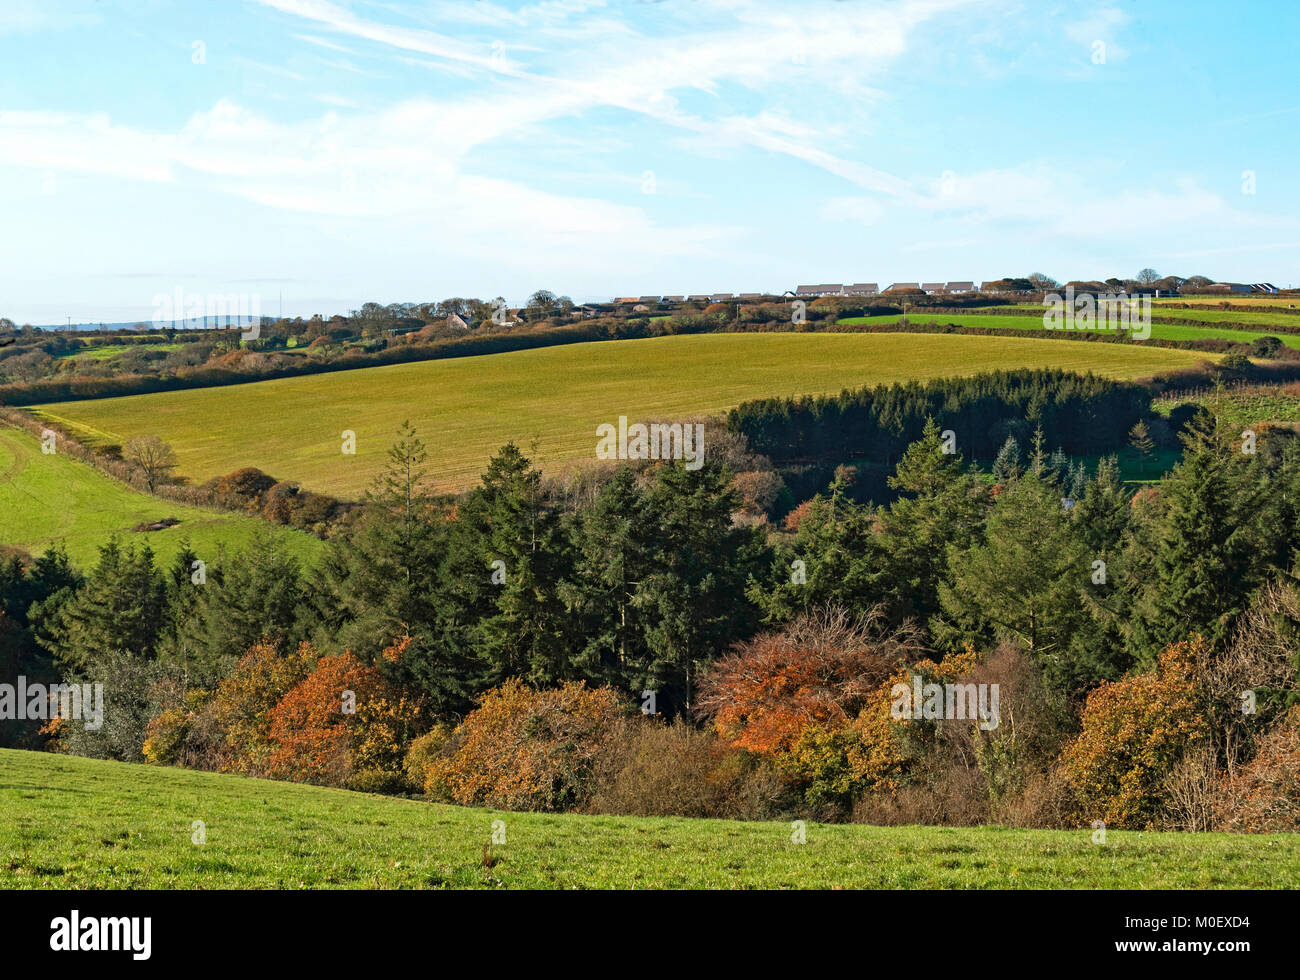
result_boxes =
[587,717,790,820]
[698,606,922,756]
[142,687,216,768]
[1219,351,1252,373]
[1061,637,1209,828]
[1249,336,1284,359]
[404,723,454,798]
[206,640,315,774]
[264,645,427,789]
[58,650,173,762]
[429,679,626,811]
[209,467,277,509]
[993,767,1081,829]
[1216,706,1300,832]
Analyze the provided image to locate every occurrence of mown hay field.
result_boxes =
[839,313,1300,348]
[31,333,1209,497]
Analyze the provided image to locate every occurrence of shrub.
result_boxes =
[587,717,790,820]
[264,646,427,789]
[1249,336,1284,359]
[404,723,454,798]
[207,640,315,774]
[1061,637,1209,828]
[781,679,912,814]
[1161,744,1224,832]
[1219,351,1252,373]
[429,679,626,811]
[993,766,1081,829]
[142,687,215,767]
[209,467,277,509]
[1201,579,1300,772]
[1216,705,1300,832]
[58,650,173,762]
[698,606,922,756]
[262,481,298,523]
[957,643,1068,808]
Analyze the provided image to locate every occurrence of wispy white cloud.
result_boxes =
[292,32,356,53]
[0,0,99,34]
[234,57,306,82]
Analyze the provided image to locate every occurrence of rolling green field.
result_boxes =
[31,333,1209,497]
[1154,296,1300,309]
[839,313,1300,348]
[57,343,185,361]
[1155,384,1300,430]
[0,426,324,570]
[1,750,1295,889]
[992,303,1300,330]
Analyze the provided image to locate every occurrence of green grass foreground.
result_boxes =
[0,427,325,569]
[31,333,1206,496]
[1,750,1295,889]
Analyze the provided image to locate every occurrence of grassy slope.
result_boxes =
[57,343,185,361]
[839,313,1300,348]
[1154,386,1300,429]
[1000,303,1300,328]
[1,750,1296,889]
[1153,297,1300,309]
[0,426,324,570]
[32,333,1207,497]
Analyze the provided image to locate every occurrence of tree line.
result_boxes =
[5,404,1300,828]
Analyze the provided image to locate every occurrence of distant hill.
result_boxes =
[25,318,270,333]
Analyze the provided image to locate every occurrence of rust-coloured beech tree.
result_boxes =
[697,606,924,756]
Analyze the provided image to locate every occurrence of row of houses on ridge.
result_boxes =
[606,281,1285,309]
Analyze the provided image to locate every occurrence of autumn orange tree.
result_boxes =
[697,606,923,756]
[206,639,316,773]
[1062,636,1209,828]
[779,642,981,808]
[428,678,626,811]
[265,639,427,790]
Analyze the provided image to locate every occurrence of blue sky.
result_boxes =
[1,0,1298,324]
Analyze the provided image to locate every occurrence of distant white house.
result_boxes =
[946,281,976,294]
[844,283,879,296]
[921,282,946,295]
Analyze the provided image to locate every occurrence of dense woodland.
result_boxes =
[4,373,1300,830]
